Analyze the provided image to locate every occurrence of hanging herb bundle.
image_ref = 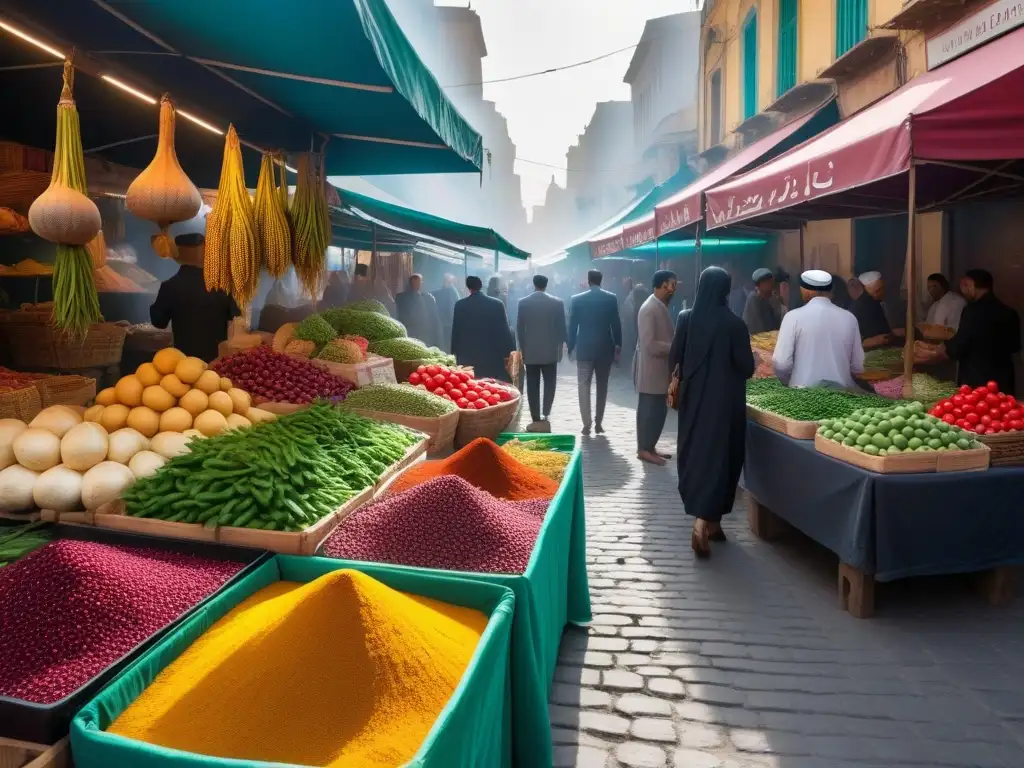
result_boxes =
[253,153,291,278]
[290,153,330,299]
[203,125,258,307]
[125,95,202,259]
[28,61,101,338]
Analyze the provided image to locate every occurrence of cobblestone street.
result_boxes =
[536,362,1024,768]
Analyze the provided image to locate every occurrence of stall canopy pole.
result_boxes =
[371,221,378,280]
[463,247,469,280]
[902,163,918,399]
[494,245,500,276]
[694,223,703,293]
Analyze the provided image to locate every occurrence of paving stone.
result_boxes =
[615,742,667,768]
[551,683,613,708]
[555,666,602,686]
[554,745,611,768]
[615,693,673,716]
[647,677,685,697]
[600,670,645,691]
[685,683,748,707]
[630,718,677,742]
[578,711,631,737]
[671,748,723,768]
[636,666,672,677]
[677,722,726,749]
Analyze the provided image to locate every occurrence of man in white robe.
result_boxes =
[772,270,865,390]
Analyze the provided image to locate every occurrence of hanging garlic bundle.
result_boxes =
[126,95,202,259]
[290,153,331,299]
[203,125,258,307]
[253,153,290,278]
[28,60,101,338]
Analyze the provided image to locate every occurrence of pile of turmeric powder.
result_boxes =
[500,439,571,483]
[109,569,487,767]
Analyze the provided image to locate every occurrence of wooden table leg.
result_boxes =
[746,493,786,541]
[976,566,1017,606]
[838,563,875,618]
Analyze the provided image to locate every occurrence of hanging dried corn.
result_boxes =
[126,95,202,259]
[28,60,101,339]
[290,152,331,299]
[253,153,290,278]
[203,125,259,307]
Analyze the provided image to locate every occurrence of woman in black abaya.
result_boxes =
[669,266,755,557]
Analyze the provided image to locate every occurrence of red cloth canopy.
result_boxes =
[704,27,1024,229]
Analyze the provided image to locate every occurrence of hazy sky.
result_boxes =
[436,0,699,213]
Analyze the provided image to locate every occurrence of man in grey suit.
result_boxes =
[568,269,622,435]
[517,274,567,432]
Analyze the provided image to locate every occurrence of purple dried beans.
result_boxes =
[0,540,243,703]
[322,475,549,574]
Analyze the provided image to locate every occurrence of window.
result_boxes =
[777,0,797,96]
[742,9,758,120]
[709,69,723,144]
[836,0,868,57]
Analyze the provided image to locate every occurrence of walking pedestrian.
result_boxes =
[432,273,461,352]
[516,274,567,432]
[451,275,515,382]
[668,266,755,557]
[634,270,677,465]
[395,274,443,347]
[568,269,622,435]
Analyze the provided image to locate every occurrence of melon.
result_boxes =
[126,406,160,438]
[226,388,251,416]
[0,419,29,469]
[60,422,109,472]
[153,347,185,375]
[84,404,105,423]
[207,391,233,417]
[0,464,40,511]
[178,389,208,417]
[159,407,193,432]
[30,405,82,438]
[114,375,144,407]
[99,404,130,433]
[13,428,62,471]
[95,387,117,406]
[195,369,221,394]
[128,450,166,479]
[33,465,83,512]
[160,373,190,398]
[136,362,162,387]
[174,356,206,384]
[194,409,228,437]
[81,461,135,510]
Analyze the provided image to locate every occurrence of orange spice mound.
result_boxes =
[388,437,560,501]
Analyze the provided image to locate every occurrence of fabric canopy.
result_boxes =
[0,0,482,185]
[655,102,836,237]
[704,26,1024,229]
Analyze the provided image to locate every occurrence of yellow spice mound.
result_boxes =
[109,569,487,767]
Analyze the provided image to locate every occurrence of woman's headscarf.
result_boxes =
[679,266,733,381]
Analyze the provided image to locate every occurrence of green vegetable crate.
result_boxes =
[347,406,459,454]
[814,433,990,474]
[746,403,818,440]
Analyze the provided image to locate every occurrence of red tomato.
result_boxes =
[990,421,1004,433]
[465,390,479,401]
[479,390,492,399]
[985,392,1000,406]
[443,380,454,391]
[416,365,428,375]
[431,374,446,388]
[459,371,472,383]
[999,400,1013,413]
[456,397,470,409]
[976,425,988,435]
[432,387,446,396]
[425,364,440,377]
[965,412,980,424]
[955,419,969,429]
[1009,419,1023,431]
[987,380,1000,393]
[980,414,993,426]
[961,403,975,415]
[952,394,965,406]
[449,388,463,399]
[473,399,488,410]
[952,407,964,418]
[408,372,422,385]
[485,395,500,406]
[1007,409,1022,420]
[942,414,955,425]
[965,393,980,405]
[498,389,513,402]
[959,384,972,394]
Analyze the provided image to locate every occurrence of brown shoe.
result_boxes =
[691,519,711,558]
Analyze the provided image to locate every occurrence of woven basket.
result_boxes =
[976,431,1024,467]
[34,374,97,408]
[347,407,459,454]
[454,394,520,448]
[1,321,126,370]
[0,384,42,421]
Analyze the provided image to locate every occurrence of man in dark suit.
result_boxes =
[568,269,622,435]
[451,275,515,382]
[517,274,567,432]
[395,273,442,348]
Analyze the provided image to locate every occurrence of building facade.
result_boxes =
[565,101,635,229]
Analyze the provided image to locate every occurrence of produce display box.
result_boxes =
[0,736,70,768]
[814,433,990,474]
[71,555,515,768]
[976,430,1024,467]
[316,354,396,388]
[347,407,459,454]
[92,501,219,543]
[745,403,817,440]
[317,433,591,768]
[370,434,430,493]
[38,509,93,525]
[0,524,269,744]
[454,393,521,449]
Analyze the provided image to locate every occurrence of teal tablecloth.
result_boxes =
[70,556,515,768]
[321,432,591,768]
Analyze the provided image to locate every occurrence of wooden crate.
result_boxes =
[38,509,94,525]
[93,500,218,542]
[372,436,430,493]
[0,736,70,768]
[746,403,818,440]
[814,433,990,473]
[347,407,457,454]
[216,485,374,555]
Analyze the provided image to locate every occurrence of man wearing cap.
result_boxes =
[772,270,864,389]
[149,232,240,363]
[742,268,782,335]
[849,271,894,341]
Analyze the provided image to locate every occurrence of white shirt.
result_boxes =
[925,290,967,330]
[772,297,864,389]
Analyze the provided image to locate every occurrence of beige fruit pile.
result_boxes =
[87,348,274,439]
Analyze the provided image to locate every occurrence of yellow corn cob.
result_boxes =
[254,153,290,278]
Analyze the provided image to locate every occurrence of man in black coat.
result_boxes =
[395,274,442,348]
[451,275,515,382]
[941,269,1021,395]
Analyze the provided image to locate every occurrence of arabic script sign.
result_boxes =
[654,196,696,236]
[622,218,656,249]
[590,235,625,259]
[705,162,836,228]
[926,0,1024,70]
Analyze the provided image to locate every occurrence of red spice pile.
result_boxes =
[322,475,549,574]
[0,540,244,703]
[387,437,559,501]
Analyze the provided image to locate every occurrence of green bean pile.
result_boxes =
[0,522,51,567]
[122,404,420,532]
[747,378,905,421]
[863,347,903,368]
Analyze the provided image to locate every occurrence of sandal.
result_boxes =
[691,519,711,559]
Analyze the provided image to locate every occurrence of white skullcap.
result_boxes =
[800,269,833,289]
[858,271,882,286]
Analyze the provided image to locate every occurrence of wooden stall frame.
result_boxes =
[0,736,70,768]
[814,433,990,474]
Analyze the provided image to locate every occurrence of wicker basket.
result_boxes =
[34,374,97,408]
[454,394,520,448]
[347,407,459,454]
[976,431,1024,467]
[916,323,956,342]
[1,321,126,370]
[0,384,42,421]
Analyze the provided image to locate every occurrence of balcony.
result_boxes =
[818,33,901,80]
[883,0,993,31]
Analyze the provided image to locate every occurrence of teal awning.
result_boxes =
[3,0,483,180]
[333,187,530,259]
